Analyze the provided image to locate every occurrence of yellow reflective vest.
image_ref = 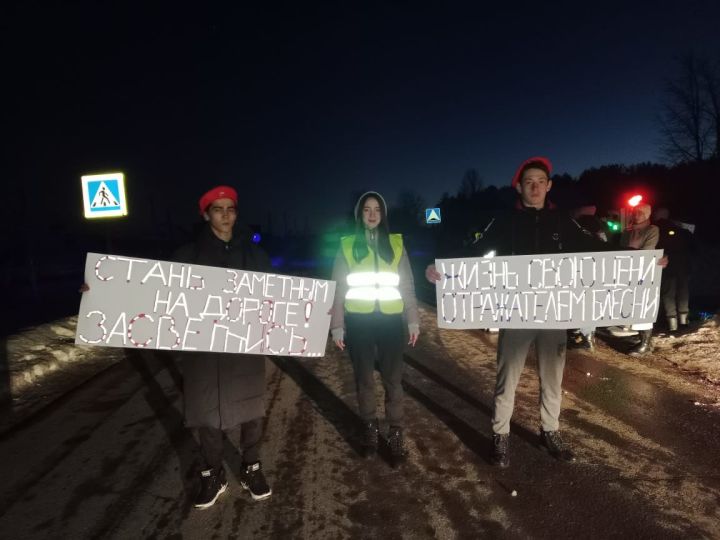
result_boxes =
[341,233,404,314]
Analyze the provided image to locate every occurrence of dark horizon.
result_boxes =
[5,1,720,233]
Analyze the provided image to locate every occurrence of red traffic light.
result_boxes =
[627,194,643,207]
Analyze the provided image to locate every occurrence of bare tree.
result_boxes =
[392,189,426,230]
[659,53,720,163]
[458,168,483,198]
[701,57,720,158]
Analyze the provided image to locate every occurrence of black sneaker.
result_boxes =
[240,461,272,501]
[540,430,576,462]
[194,467,228,509]
[567,331,584,349]
[491,433,510,468]
[568,332,594,350]
[387,426,406,468]
[361,419,379,458]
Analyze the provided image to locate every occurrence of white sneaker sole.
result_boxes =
[241,482,272,501]
[604,326,639,337]
[193,482,228,509]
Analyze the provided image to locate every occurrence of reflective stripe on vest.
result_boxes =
[341,234,404,314]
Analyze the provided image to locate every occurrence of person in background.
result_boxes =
[653,207,694,333]
[619,203,660,355]
[568,204,607,350]
[330,191,420,468]
[426,157,611,468]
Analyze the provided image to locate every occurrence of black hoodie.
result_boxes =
[470,205,609,257]
[172,223,271,272]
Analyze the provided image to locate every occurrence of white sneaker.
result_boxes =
[605,326,638,337]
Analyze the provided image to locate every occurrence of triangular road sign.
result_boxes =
[90,181,120,208]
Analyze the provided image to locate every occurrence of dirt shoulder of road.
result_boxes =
[642,315,720,386]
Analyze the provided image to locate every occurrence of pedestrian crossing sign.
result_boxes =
[81,172,128,219]
[425,207,441,224]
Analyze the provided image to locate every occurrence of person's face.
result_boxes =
[516,168,551,208]
[204,198,237,236]
[632,207,648,224]
[362,197,382,229]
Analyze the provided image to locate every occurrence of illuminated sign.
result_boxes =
[425,207,442,224]
[82,172,128,219]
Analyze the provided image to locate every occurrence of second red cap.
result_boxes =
[511,156,552,188]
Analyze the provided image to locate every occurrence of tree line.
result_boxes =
[388,53,720,246]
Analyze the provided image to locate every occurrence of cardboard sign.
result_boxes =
[435,250,663,329]
[76,253,335,356]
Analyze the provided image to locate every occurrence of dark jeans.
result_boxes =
[197,418,263,470]
[661,273,689,319]
[345,312,405,426]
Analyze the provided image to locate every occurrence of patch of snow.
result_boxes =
[50,325,75,338]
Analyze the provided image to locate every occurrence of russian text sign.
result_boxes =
[76,253,335,356]
[435,250,663,329]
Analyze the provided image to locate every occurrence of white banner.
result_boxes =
[435,250,663,329]
[76,253,336,356]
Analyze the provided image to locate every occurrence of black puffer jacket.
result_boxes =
[654,218,694,276]
[173,224,272,430]
[470,205,608,257]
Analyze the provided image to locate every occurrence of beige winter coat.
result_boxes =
[620,221,659,250]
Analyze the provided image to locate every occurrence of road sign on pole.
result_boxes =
[425,207,441,224]
[82,172,128,219]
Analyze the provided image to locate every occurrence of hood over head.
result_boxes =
[353,191,389,223]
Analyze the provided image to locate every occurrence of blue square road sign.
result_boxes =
[81,173,128,219]
[425,207,442,224]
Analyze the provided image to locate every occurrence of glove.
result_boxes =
[331,327,344,342]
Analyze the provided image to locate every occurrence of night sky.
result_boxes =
[6,1,720,233]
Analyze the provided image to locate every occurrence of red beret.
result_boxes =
[511,156,553,188]
[198,185,238,215]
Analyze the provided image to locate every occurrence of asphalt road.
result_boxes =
[1,304,719,539]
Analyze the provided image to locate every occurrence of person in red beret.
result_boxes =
[426,158,668,469]
[426,158,613,468]
[172,185,273,509]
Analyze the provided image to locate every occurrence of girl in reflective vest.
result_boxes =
[330,191,420,467]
